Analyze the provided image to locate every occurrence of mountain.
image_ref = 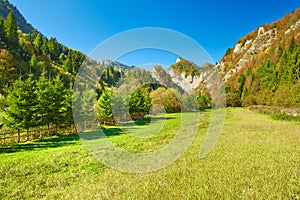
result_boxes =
[98,60,135,71]
[215,8,300,107]
[0,1,86,94]
[167,58,214,93]
[2,0,299,110]
[150,58,214,93]
[0,0,36,33]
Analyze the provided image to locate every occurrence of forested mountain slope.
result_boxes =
[0,0,36,33]
[216,8,300,107]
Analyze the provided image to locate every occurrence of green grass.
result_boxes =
[0,108,299,199]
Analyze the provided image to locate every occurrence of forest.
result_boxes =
[0,12,211,140]
[226,37,300,108]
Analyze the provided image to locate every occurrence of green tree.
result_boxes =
[62,57,72,73]
[150,87,181,113]
[33,33,43,54]
[48,37,59,61]
[183,93,199,112]
[82,88,97,129]
[111,91,127,122]
[4,12,18,48]
[97,88,114,125]
[163,89,181,113]
[29,54,38,74]
[3,76,37,141]
[41,37,48,54]
[129,88,151,120]
[238,74,246,98]
[35,73,55,132]
[198,93,210,110]
[0,49,17,92]
[0,16,5,48]
[52,75,70,127]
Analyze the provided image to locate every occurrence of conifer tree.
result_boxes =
[35,72,54,131]
[129,88,151,120]
[0,16,5,48]
[52,75,69,127]
[3,76,37,141]
[97,88,113,124]
[4,12,18,48]
[48,37,59,61]
[33,33,43,54]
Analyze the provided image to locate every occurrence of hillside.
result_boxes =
[216,8,300,107]
[0,0,36,33]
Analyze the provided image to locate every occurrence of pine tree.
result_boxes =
[3,76,37,141]
[0,16,5,48]
[72,90,84,130]
[33,33,43,54]
[82,88,97,129]
[52,75,69,127]
[62,57,72,73]
[29,54,38,73]
[129,88,151,120]
[111,91,127,122]
[97,88,113,124]
[41,37,48,54]
[48,37,59,61]
[35,73,54,132]
[4,12,18,48]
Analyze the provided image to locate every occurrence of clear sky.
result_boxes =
[9,0,300,67]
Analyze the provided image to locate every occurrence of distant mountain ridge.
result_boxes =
[0,0,36,33]
[98,60,135,71]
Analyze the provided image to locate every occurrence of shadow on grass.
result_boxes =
[0,134,80,154]
[80,127,125,141]
[121,116,174,127]
[0,115,177,153]
[80,116,174,140]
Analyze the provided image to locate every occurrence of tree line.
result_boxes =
[3,74,72,135]
[0,12,212,134]
[226,38,300,108]
[0,11,85,96]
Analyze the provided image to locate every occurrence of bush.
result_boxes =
[271,113,300,122]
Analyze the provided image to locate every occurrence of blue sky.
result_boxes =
[9,0,300,67]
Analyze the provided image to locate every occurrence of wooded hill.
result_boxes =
[216,8,300,108]
[0,0,36,34]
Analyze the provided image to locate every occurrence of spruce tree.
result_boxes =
[0,16,5,48]
[52,75,68,127]
[3,76,37,141]
[4,12,18,48]
[97,88,113,124]
[48,37,59,61]
[33,33,43,54]
[35,73,54,131]
[129,88,150,120]
[82,88,96,129]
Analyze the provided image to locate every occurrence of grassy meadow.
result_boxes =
[0,108,299,199]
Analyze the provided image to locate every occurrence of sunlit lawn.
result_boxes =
[0,108,299,199]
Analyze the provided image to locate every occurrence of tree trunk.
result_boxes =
[17,129,20,143]
[47,123,50,135]
[26,128,30,141]
[3,132,5,145]
[40,127,42,139]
